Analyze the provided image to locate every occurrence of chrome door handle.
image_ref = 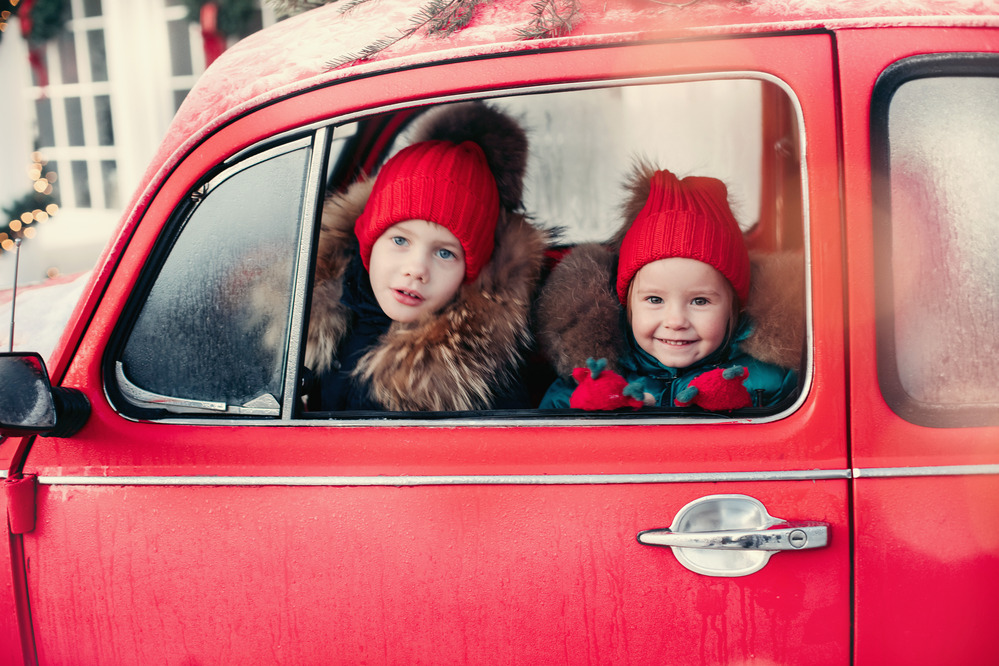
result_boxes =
[637,495,831,577]
[638,521,828,551]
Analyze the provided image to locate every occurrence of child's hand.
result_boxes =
[570,358,645,411]
[675,366,751,411]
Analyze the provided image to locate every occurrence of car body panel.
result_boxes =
[836,26,999,664]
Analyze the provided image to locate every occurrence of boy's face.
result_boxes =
[628,257,734,369]
[368,219,466,323]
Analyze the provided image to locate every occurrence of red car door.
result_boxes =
[838,26,999,665]
[10,33,850,664]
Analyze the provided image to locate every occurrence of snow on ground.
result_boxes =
[0,272,90,365]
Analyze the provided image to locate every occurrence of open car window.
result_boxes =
[109,77,806,422]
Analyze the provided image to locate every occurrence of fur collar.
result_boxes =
[535,243,805,377]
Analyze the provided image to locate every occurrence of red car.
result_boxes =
[2,2,998,663]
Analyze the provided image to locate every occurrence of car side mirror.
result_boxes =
[0,352,90,438]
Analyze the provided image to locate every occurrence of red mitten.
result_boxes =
[675,366,751,411]
[570,358,644,410]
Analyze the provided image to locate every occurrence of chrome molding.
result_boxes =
[38,469,850,486]
[33,465,999,487]
[853,464,999,478]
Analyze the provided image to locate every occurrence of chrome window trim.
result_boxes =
[281,126,330,419]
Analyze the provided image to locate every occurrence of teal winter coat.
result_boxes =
[540,315,797,410]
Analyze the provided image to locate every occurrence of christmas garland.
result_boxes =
[0,0,69,45]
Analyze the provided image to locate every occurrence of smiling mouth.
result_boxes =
[656,338,695,347]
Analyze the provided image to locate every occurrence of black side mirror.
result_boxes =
[0,352,90,438]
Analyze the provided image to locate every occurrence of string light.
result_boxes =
[0,149,58,255]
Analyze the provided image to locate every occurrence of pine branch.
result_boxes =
[327,0,486,69]
[516,0,581,40]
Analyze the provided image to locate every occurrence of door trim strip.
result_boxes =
[31,464,999,486]
[853,464,999,478]
[38,469,850,486]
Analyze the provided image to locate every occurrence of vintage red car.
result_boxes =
[2,1,998,663]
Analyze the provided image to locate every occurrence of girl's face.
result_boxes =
[368,219,466,323]
[627,257,735,369]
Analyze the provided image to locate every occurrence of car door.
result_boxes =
[837,27,999,665]
[14,34,850,663]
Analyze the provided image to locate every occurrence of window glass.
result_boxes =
[168,19,194,77]
[117,142,311,415]
[87,30,108,82]
[95,94,114,146]
[881,72,999,423]
[502,81,763,242]
[57,32,78,84]
[70,161,90,207]
[65,97,85,146]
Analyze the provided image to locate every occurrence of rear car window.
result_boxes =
[873,54,999,427]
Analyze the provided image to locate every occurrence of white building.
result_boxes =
[0,0,274,288]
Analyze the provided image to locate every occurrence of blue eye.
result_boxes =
[437,248,455,260]
[391,236,407,247]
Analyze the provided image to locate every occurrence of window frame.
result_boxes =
[104,71,811,427]
[104,127,329,421]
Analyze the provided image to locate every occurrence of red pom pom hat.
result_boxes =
[354,140,500,283]
[616,169,750,305]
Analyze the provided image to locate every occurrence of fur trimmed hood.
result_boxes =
[536,161,805,378]
[305,101,549,411]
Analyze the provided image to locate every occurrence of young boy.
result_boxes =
[305,102,549,412]
[539,166,798,411]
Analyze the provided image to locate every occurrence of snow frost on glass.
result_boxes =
[121,145,309,409]
[889,77,999,406]
[502,80,763,242]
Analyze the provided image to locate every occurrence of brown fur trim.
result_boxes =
[535,243,623,378]
[405,101,528,212]
[355,210,549,411]
[535,246,806,374]
[741,251,806,370]
[303,179,372,373]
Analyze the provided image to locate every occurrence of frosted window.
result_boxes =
[887,76,999,409]
[120,144,310,412]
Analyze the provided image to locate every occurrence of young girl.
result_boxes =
[539,165,799,411]
[304,101,549,411]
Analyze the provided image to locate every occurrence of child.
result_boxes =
[305,101,549,411]
[539,164,798,411]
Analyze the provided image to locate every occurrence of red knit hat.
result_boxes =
[355,140,500,283]
[616,169,750,305]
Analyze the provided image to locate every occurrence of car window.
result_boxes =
[873,55,999,427]
[115,139,313,416]
[111,77,805,421]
